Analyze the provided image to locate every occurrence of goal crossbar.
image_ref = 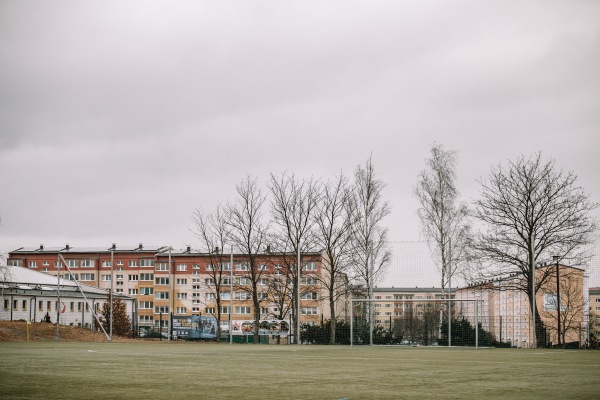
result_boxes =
[350,298,483,348]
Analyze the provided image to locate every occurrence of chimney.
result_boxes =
[39,244,44,251]
[111,243,116,250]
[138,243,143,250]
[187,246,191,253]
[214,246,220,254]
[65,244,70,251]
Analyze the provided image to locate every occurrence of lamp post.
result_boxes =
[553,255,561,347]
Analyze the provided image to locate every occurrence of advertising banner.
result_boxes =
[172,315,218,339]
[230,319,290,336]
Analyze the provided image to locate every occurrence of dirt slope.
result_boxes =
[0,320,135,342]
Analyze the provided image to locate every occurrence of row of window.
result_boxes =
[18,259,319,271]
[3,299,100,313]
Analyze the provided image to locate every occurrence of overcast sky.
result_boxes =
[1,1,599,285]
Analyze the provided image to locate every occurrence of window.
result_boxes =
[192,264,200,270]
[259,278,268,286]
[3,299,9,310]
[155,291,169,299]
[177,264,187,271]
[154,306,169,314]
[66,259,78,268]
[177,293,188,300]
[301,292,318,300]
[234,292,250,300]
[140,287,154,295]
[117,261,123,266]
[128,274,139,281]
[205,307,216,314]
[261,307,269,314]
[78,302,82,312]
[205,293,216,300]
[116,274,123,280]
[301,277,318,285]
[140,273,154,281]
[221,292,231,300]
[22,300,27,311]
[29,261,38,268]
[176,278,187,285]
[192,307,200,313]
[176,307,186,314]
[65,273,78,280]
[139,315,153,323]
[205,278,215,285]
[102,261,112,267]
[116,281,124,286]
[155,263,169,271]
[220,262,231,271]
[129,260,138,267]
[69,302,74,312]
[43,261,50,266]
[81,260,94,268]
[258,264,269,271]
[304,261,317,271]
[220,306,230,314]
[129,289,138,295]
[192,285,201,290]
[155,277,169,285]
[301,307,317,315]
[8,259,23,267]
[206,264,214,271]
[47,301,52,311]
[102,275,111,281]
[235,306,251,314]
[235,262,249,271]
[80,273,95,281]
[116,267,124,272]
[140,259,154,267]
[258,292,269,300]
[13,300,18,310]
[220,277,232,285]
[235,277,251,285]
[38,301,43,311]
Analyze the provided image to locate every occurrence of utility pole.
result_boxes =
[553,255,561,347]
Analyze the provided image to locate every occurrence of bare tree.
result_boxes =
[190,205,230,341]
[415,143,470,290]
[268,171,320,343]
[348,156,391,344]
[313,172,353,343]
[473,153,598,346]
[226,175,270,343]
[540,266,586,347]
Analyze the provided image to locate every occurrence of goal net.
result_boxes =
[350,298,485,348]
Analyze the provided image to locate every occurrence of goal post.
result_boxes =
[350,298,483,348]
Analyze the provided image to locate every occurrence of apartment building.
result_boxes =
[7,244,328,336]
[590,287,600,344]
[455,262,585,348]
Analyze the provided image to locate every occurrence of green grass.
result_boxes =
[1,343,599,400]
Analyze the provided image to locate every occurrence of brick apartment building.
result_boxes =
[6,244,333,336]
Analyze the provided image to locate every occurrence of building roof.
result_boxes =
[10,244,168,255]
[1,266,130,299]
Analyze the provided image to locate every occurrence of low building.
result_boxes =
[0,265,134,333]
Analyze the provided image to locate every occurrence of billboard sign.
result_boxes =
[230,319,290,336]
[172,315,218,339]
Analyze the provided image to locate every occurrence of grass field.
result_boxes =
[1,342,599,400]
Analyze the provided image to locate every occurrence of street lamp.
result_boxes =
[553,255,561,347]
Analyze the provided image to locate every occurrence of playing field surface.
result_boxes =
[1,342,599,399]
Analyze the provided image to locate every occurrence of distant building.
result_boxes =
[590,287,600,345]
[0,265,134,331]
[455,262,585,348]
[6,244,336,337]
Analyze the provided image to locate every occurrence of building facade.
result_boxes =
[455,262,585,348]
[7,244,330,337]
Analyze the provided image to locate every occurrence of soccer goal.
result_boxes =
[350,298,485,348]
